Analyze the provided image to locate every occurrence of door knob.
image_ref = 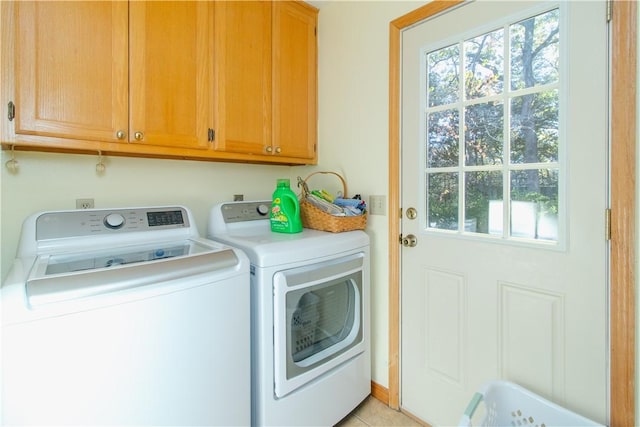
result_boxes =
[401,234,417,247]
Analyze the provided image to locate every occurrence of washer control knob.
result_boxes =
[257,204,270,216]
[104,213,125,229]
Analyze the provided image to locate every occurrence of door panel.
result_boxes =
[272,253,366,398]
[401,2,607,425]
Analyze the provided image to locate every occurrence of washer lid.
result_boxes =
[43,240,204,275]
[25,239,239,306]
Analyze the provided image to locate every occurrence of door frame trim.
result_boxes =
[387,2,636,425]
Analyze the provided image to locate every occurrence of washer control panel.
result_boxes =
[36,207,189,241]
[220,201,271,223]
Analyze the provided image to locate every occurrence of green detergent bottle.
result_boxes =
[270,178,302,233]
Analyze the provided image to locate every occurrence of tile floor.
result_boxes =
[335,396,425,427]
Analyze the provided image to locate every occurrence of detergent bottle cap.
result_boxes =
[277,178,290,188]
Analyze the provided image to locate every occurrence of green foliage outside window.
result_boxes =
[425,8,560,241]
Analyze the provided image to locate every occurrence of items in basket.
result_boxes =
[306,191,366,217]
[334,197,367,216]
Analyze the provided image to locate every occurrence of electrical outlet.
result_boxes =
[369,195,386,216]
[76,198,95,209]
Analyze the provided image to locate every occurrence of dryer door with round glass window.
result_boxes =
[273,253,365,398]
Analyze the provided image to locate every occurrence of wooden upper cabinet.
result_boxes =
[213,1,318,162]
[273,1,317,160]
[14,2,128,143]
[13,1,212,150]
[129,2,213,149]
[213,1,272,155]
[5,1,316,164]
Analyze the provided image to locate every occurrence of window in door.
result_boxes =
[424,8,561,243]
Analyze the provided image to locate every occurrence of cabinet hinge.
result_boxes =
[208,128,215,142]
[8,101,15,121]
[605,208,612,241]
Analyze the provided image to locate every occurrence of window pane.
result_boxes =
[465,171,503,234]
[510,169,558,241]
[427,172,458,230]
[465,101,504,166]
[427,45,460,107]
[510,90,559,164]
[290,282,355,363]
[464,29,504,100]
[427,109,459,168]
[510,9,560,91]
[423,7,562,244]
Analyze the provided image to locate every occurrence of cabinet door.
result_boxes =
[212,1,272,155]
[272,2,317,161]
[129,1,212,149]
[14,1,128,143]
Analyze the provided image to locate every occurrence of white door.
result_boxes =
[400,2,608,426]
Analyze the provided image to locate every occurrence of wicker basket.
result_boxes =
[298,171,367,233]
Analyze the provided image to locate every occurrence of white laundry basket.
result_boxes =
[458,381,604,427]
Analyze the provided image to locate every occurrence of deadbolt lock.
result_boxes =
[406,207,417,220]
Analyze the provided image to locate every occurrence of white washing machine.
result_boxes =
[208,200,371,426]
[2,206,250,426]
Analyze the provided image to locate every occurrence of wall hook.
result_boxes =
[96,150,106,174]
[5,145,18,173]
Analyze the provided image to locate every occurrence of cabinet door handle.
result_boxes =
[116,130,126,140]
[134,131,144,141]
[275,147,282,154]
[265,146,273,153]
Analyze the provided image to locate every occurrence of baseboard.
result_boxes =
[370,382,431,426]
[370,381,389,405]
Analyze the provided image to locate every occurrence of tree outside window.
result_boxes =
[425,8,560,241]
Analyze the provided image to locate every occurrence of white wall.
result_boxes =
[0,0,423,392]
[315,0,423,387]
[0,152,298,273]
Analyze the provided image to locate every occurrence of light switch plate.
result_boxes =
[369,195,386,216]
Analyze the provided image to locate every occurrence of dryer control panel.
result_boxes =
[220,201,271,223]
[36,207,189,240]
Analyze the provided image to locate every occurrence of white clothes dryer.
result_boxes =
[208,200,371,427]
[2,206,250,426]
